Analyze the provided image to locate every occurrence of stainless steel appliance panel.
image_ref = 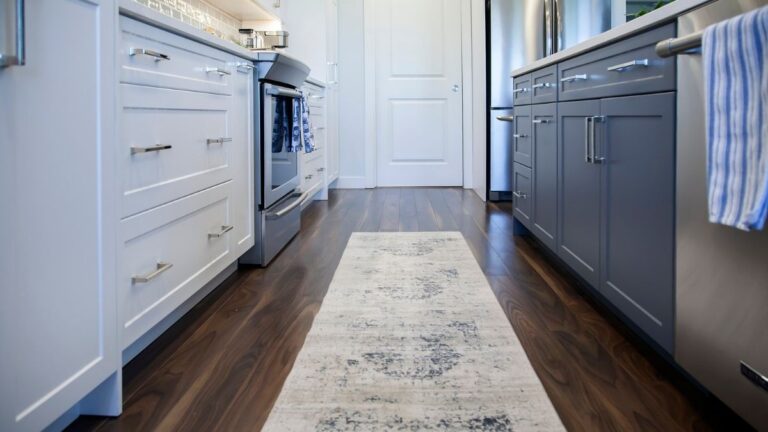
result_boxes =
[555,0,612,52]
[675,1,768,429]
[490,108,515,191]
[262,82,300,209]
[490,0,546,107]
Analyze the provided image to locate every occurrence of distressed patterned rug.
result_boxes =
[262,232,564,431]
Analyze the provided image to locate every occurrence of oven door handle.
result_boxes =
[266,192,309,220]
[266,86,302,98]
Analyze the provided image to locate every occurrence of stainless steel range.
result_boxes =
[240,52,311,266]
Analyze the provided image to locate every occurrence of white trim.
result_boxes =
[335,176,368,189]
[470,0,487,201]
[362,0,485,190]
[363,0,377,189]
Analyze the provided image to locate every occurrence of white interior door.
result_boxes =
[374,0,464,187]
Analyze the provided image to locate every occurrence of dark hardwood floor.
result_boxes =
[69,188,748,432]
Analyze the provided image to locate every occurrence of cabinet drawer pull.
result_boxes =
[208,225,234,239]
[317,167,325,172]
[309,95,325,100]
[132,262,173,284]
[131,144,172,155]
[560,74,588,83]
[305,174,314,180]
[512,88,529,94]
[129,48,170,62]
[496,115,515,122]
[236,62,255,73]
[532,119,551,124]
[591,116,606,163]
[607,59,649,72]
[206,137,233,145]
[584,117,592,163]
[513,191,528,199]
[513,134,528,139]
[532,82,553,89]
[205,67,231,76]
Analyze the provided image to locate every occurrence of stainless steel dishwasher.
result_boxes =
[671,1,768,429]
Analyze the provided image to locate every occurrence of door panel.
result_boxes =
[557,99,601,287]
[513,104,532,167]
[513,163,533,227]
[532,103,557,249]
[600,93,675,352]
[0,0,119,430]
[375,0,463,186]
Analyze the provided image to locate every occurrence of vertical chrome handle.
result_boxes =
[208,225,234,239]
[584,117,592,163]
[591,116,605,163]
[132,262,173,284]
[129,48,170,61]
[0,0,25,68]
[544,0,554,56]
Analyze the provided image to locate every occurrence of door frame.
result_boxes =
[362,0,486,190]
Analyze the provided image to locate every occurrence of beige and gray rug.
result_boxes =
[263,232,564,431]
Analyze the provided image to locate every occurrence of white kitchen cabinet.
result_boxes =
[0,0,121,430]
[325,0,340,184]
[230,61,256,258]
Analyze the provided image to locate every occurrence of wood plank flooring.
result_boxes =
[69,188,749,432]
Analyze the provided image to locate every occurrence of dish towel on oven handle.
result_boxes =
[704,5,768,231]
[290,92,316,153]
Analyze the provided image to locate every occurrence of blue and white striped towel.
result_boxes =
[704,6,768,231]
[290,92,316,153]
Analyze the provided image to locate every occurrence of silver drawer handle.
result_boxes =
[317,167,325,172]
[132,262,173,284]
[129,48,170,62]
[532,82,553,89]
[513,191,528,199]
[206,137,233,145]
[131,144,172,155]
[512,88,529,94]
[513,134,528,138]
[266,192,310,220]
[205,67,231,76]
[236,62,255,72]
[560,74,588,83]
[305,174,314,180]
[607,59,649,72]
[309,95,325,100]
[313,126,326,131]
[496,115,515,122]
[533,119,551,124]
[208,225,234,239]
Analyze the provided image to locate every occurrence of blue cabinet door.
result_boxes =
[513,105,532,167]
[532,103,558,249]
[557,100,601,287]
[599,93,676,353]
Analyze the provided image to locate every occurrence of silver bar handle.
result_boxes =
[561,74,588,83]
[206,137,233,145]
[317,167,325,172]
[266,192,310,220]
[309,94,325,100]
[236,62,255,73]
[607,59,649,72]
[532,82,553,89]
[591,116,605,163]
[313,126,326,131]
[655,31,703,58]
[533,119,550,124]
[208,225,234,239]
[266,86,302,98]
[129,48,170,62]
[131,144,172,155]
[132,262,173,284]
[496,115,515,122]
[205,67,231,76]
[513,133,528,139]
[584,117,592,163]
[512,88,529,94]
[0,0,24,68]
[513,191,528,199]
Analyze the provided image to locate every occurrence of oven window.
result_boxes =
[270,95,298,192]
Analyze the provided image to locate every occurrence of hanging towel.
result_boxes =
[705,6,768,231]
[291,91,316,153]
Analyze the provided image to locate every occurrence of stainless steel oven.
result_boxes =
[262,82,301,209]
[240,52,310,267]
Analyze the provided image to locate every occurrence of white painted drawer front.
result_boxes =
[120,16,233,95]
[121,84,233,217]
[302,152,325,192]
[119,182,233,349]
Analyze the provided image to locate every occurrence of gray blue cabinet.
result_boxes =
[600,93,675,352]
[513,105,532,167]
[513,163,533,228]
[531,103,558,249]
[557,100,601,288]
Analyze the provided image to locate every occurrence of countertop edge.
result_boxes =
[510,0,713,77]
[305,76,327,87]
[118,0,259,61]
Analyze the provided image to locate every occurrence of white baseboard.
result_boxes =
[334,176,368,189]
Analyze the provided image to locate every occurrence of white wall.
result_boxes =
[337,0,367,187]
[274,0,329,82]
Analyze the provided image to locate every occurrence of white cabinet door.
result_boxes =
[0,0,119,430]
[326,0,340,184]
[230,59,255,257]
